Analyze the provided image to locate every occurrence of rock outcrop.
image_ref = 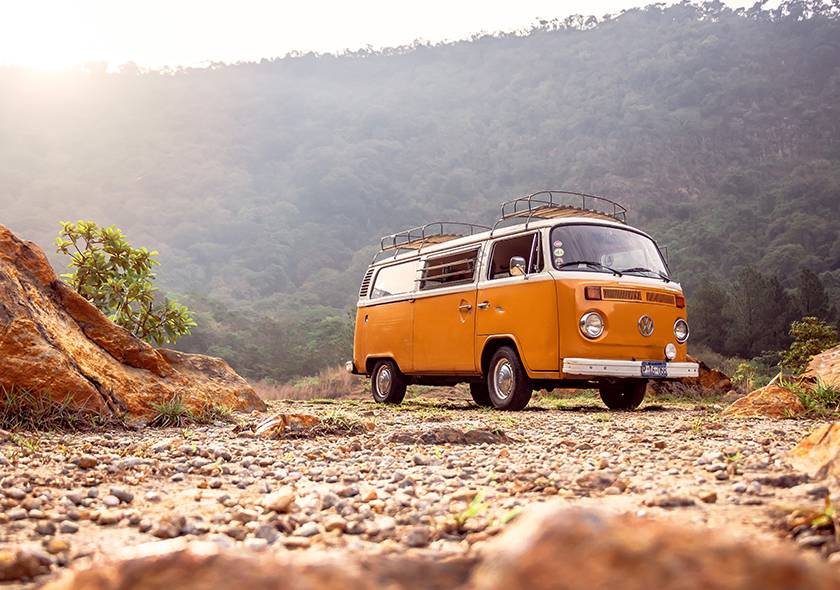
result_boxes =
[789,421,840,482]
[41,506,840,590]
[0,224,264,418]
[721,383,804,419]
[648,354,732,397]
[803,345,840,389]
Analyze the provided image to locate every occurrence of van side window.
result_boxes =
[488,233,543,280]
[420,248,480,290]
[371,260,420,299]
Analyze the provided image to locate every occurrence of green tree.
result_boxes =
[724,268,795,357]
[56,221,196,345]
[797,268,836,322]
[689,283,730,352]
[779,316,839,374]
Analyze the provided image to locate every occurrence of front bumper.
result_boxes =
[562,358,699,379]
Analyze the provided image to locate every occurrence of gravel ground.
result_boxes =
[0,389,831,587]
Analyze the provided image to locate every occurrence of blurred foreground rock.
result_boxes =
[721,383,804,418]
[471,504,840,590]
[0,224,264,418]
[789,421,840,483]
[41,505,840,590]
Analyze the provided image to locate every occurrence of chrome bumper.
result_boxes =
[562,358,699,379]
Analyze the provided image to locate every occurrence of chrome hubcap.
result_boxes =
[376,366,392,396]
[493,360,514,400]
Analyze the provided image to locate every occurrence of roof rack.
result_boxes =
[374,221,490,262]
[492,190,627,234]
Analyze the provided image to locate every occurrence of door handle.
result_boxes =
[458,303,472,312]
[477,301,490,310]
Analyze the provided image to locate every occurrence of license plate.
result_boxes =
[641,361,668,379]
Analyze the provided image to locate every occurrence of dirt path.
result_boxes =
[0,392,829,587]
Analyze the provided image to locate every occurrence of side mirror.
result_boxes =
[509,256,527,277]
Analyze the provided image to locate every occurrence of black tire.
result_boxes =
[599,380,647,410]
[486,346,532,411]
[469,382,492,407]
[371,360,407,404]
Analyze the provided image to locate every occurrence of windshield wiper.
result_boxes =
[620,267,671,283]
[556,260,623,277]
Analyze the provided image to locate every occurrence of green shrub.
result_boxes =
[779,317,838,375]
[56,220,196,345]
[785,378,840,417]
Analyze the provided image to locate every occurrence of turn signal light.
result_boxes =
[585,286,602,300]
[675,295,685,309]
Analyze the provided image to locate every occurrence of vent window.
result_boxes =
[358,267,375,298]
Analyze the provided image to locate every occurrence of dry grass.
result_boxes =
[0,386,113,431]
[254,366,364,401]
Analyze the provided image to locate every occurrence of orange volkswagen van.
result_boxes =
[346,191,699,411]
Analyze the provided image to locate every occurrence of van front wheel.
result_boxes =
[599,380,647,410]
[487,346,532,411]
[371,360,406,404]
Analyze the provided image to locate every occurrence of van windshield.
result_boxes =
[550,224,669,278]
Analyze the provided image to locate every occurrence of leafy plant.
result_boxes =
[779,317,838,375]
[783,377,840,418]
[454,491,488,531]
[56,220,196,345]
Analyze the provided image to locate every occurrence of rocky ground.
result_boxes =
[1,389,837,588]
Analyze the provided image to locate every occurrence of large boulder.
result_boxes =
[789,421,840,482]
[721,383,804,419]
[470,504,840,590]
[803,345,840,389]
[0,224,264,418]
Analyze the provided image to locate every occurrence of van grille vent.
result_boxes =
[358,267,375,298]
[646,292,676,305]
[602,288,642,301]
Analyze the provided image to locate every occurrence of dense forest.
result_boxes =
[1,1,839,380]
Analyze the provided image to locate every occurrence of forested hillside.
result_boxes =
[2,1,839,380]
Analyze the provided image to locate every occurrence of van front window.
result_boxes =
[550,224,669,278]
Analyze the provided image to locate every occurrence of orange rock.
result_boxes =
[0,225,264,418]
[720,384,804,419]
[803,345,840,389]
[788,421,840,481]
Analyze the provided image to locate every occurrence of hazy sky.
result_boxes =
[0,0,765,69]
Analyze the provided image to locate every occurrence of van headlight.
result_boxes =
[674,319,689,343]
[580,312,605,339]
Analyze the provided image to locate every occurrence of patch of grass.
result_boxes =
[309,411,370,436]
[253,366,362,401]
[0,386,111,431]
[197,402,235,423]
[784,377,840,418]
[148,395,195,428]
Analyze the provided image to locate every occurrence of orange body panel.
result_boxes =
[412,291,477,373]
[476,276,559,372]
[355,300,414,373]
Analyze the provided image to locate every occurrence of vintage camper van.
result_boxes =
[346,191,699,411]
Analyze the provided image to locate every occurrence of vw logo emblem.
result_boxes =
[638,315,655,337]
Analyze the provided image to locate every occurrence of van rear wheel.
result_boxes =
[599,380,647,410]
[487,346,532,411]
[469,382,492,407]
[371,360,406,404]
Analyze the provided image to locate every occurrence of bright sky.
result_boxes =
[0,0,764,70]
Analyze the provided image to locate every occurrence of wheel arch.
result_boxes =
[479,335,521,377]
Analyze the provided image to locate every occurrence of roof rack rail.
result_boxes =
[492,190,627,234]
[374,221,490,262]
